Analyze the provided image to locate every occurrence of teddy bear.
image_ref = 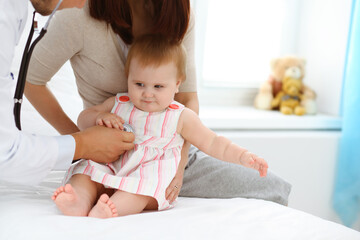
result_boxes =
[271,76,306,115]
[254,56,317,114]
[300,85,317,115]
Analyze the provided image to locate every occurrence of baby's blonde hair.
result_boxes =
[125,34,187,82]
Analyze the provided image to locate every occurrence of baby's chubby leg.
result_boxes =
[52,174,105,216]
[88,190,158,218]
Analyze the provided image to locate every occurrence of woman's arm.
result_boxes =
[24,83,79,134]
[25,8,84,134]
[165,8,198,201]
[174,92,199,177]
[175,92,199,114]
[174,92,199,168]
[166,92,198,202]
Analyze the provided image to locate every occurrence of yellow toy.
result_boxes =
[254,56,317,114]
[271,76,306,115]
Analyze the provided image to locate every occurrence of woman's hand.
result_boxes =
[96,112,125,130]
[165,168,185,203]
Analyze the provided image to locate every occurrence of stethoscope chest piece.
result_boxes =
[123,123,134,133]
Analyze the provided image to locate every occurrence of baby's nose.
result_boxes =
[142,89,153,97]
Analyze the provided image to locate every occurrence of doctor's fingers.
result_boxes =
[117,142,135,151]
[118,131,135,143]
[96,128,134,151]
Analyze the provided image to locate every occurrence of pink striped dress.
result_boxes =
[63,93,185,210]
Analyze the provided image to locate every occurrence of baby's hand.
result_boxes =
[239,151,268,177]
[96,112,125,130]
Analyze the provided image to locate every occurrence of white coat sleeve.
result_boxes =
[0,0,75,185]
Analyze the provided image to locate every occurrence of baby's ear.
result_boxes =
[175,79,182,93]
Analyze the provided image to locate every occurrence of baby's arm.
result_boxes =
[177,108,268,177]
[77,96,124,131]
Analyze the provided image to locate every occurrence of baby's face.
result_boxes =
[128,58,181,112]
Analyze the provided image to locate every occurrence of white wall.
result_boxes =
[217,130,359,231]
[297,0,352,116]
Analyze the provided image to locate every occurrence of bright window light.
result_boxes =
[200,0,288,88]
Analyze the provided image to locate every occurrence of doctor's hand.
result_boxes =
[71,125,135,163]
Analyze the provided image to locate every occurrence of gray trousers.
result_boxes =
[179,146,292,206]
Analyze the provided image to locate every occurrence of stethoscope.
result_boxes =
[13,0,63,130]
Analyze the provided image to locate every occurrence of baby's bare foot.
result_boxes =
[88,194,118,218]
[52,184,90,216]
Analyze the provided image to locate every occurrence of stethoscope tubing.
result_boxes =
[13,0,63,130]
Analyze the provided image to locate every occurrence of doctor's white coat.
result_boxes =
[0,0,74,185]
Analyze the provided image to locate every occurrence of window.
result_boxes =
[194,0,301,106]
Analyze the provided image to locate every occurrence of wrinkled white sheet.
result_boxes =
[0,171,359,240]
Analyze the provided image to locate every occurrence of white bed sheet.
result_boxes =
[0,171,359,240]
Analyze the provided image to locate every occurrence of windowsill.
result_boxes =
[199,105,342,131]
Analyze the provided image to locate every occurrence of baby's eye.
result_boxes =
[136,83,144,87]
[154,85,163,89]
